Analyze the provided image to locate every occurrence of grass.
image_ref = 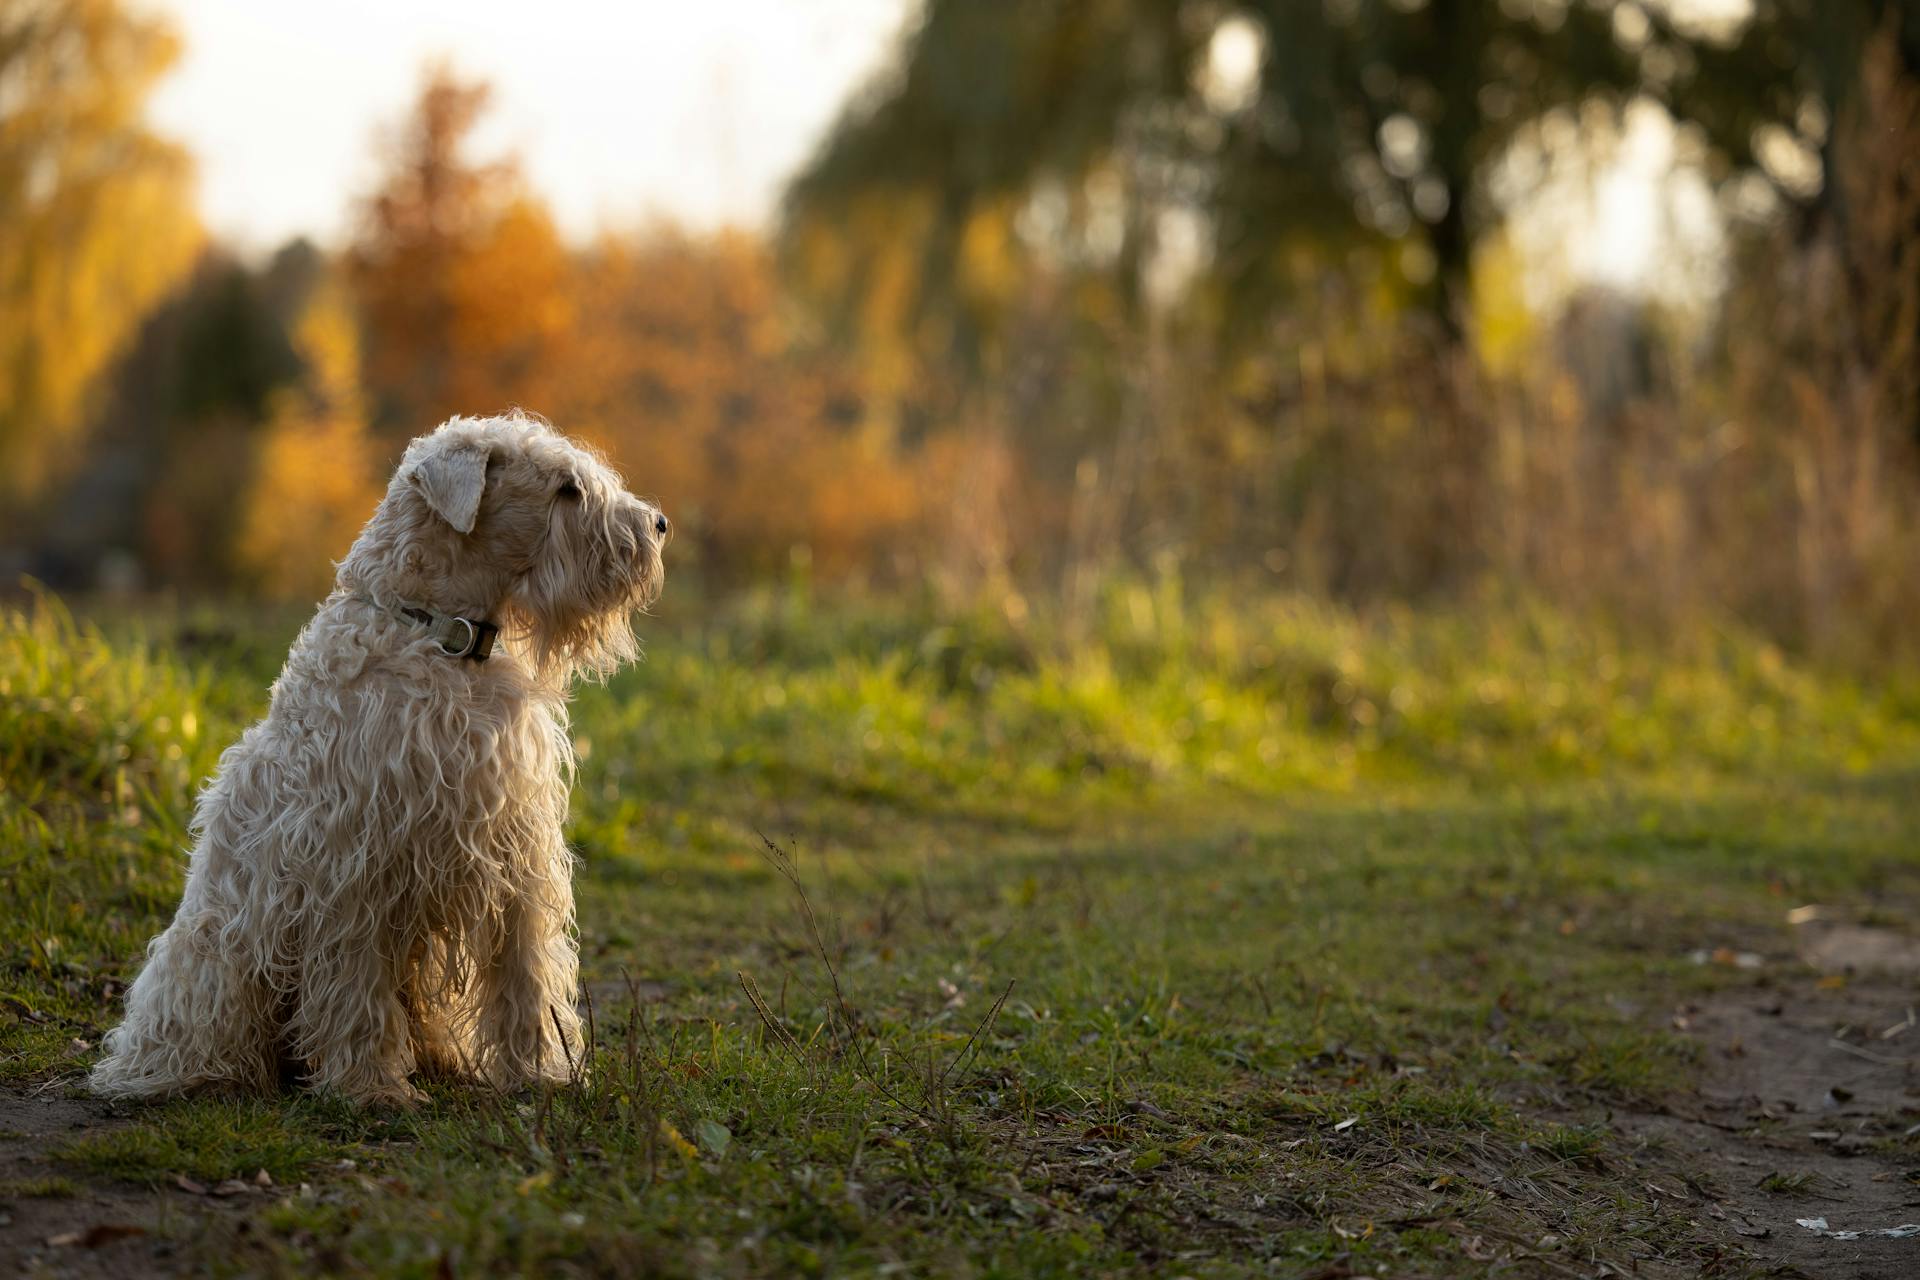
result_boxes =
[0,1174,81,1199]
[3,578,1918,1276]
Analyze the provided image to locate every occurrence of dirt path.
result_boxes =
[1613,919,1920,1280]
[0,1083,241,1278]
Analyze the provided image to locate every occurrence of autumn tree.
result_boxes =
[234,273,382,600]
[783,0,1906,357]
[347,66,574,439]
[0,0,199,507]
[568,228,919,576]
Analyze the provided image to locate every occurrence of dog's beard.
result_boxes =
[509,505,661,686]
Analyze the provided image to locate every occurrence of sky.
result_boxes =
[146,0,914,252]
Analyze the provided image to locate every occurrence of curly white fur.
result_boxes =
[91,413,664,1107]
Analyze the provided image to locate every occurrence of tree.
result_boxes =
[234,274,382,600]
[566,228,919,576]
[782,0,1896,356]
[0,0,199,506]
[347,66,574,439]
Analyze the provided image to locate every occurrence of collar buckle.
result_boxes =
[436,615,478,657]
[359,593,499,662]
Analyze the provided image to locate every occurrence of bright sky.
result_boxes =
[146,0,914,252]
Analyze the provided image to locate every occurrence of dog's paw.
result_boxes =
[355,1081,430,1111]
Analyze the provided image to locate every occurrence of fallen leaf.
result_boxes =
[173,1174,208,1195]
[1332,1117,1358,1132]
[48,1224,146,1248]
[659,1120,698,1160]
[1797,1217,1920,1240]
[695,1118,731,1157]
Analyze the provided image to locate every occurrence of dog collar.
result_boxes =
[352,593,499,661]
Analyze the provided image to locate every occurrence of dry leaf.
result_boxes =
[48,1224,146,1248]
[659,1120,698,1160]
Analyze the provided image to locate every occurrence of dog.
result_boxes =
[90,412,664,1107]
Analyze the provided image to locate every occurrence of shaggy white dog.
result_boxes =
[91,413,665,1107]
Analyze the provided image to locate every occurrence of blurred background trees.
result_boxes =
[784,0,1920,646]
[2,0,1917,662]
[346,67,576,441]
[0,0,198,515]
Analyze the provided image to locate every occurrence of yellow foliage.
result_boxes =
[0,0,200,502]
[1470,232,1540,376]
[234,284,382,600]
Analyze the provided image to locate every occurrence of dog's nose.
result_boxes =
[653,513,669,537]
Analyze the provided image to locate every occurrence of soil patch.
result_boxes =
[1615,923,1920,1280]
[0,1084,243,1278]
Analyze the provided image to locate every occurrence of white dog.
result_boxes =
[92,413,664,1107]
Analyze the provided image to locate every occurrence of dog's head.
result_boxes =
[351,413,665,683]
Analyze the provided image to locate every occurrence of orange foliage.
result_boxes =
[235,281,382,600]
[338,68,930,582]
[564,230,921,577]
[347,68,572,438]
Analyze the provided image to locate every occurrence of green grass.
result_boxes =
[0,1174,82,1199]
[3,580,1918,1276]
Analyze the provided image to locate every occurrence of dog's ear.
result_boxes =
[409,442,490,534]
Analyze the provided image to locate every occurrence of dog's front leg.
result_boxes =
[476,830,583,1090]
[290,920,424,1108]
